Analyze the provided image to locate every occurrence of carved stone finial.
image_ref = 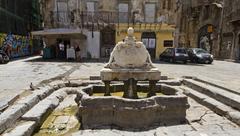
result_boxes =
[127,27,134,37]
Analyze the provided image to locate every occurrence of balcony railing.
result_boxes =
[47,11,164,29]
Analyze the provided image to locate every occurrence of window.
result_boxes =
[176,48,187,54]
[118,3,129,23]
[145,3,156,23]
[164,40,173,47]
[168,0,172,10]
[87,2,96,12]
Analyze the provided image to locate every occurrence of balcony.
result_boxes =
[229,9,240,26]
[47,11,161,29]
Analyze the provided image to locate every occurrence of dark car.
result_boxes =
[0,50,9,64]
[159,48,189,64]
[188,48,213,64]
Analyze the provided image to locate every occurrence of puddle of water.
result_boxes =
[34,106,80,136]
[92,92,163,98]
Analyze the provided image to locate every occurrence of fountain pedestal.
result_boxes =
[101,68,161,98]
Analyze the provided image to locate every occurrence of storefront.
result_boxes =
[32,28,90,59]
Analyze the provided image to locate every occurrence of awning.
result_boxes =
[31,28,87,38]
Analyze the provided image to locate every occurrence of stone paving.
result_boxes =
[0,56,240,135]
[1,56,240,105]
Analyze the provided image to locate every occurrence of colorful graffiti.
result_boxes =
[0,33,33,58]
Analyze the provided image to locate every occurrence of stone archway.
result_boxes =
[237,33,240,60]
[198,24,214,53]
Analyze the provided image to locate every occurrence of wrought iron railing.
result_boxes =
[48,11,161,28]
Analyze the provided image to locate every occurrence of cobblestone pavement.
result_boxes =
[0,56,240,105]
[0,56,240,135]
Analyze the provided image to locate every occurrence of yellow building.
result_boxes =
[115,23,175,59]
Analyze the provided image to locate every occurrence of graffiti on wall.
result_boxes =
[0,33,32,58]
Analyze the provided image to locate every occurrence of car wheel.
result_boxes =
[208,61,213,64]
[169,58,175,63]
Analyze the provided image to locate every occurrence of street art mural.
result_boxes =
[0,33,32,58]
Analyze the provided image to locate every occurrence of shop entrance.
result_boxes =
[141,32,156,59]
[56,39,70,59]
[100,26,116,58]
[238,34,240,60]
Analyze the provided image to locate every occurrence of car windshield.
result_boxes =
[176,48,186,54]
[195,49,208,54]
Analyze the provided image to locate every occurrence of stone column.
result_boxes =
[123,79,138,99]
[123,80,129,98]
[148,80,157,97]
[104,81,111,96]
[130,79,138,99]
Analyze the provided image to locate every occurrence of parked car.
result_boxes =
[159,48,189,64]
[187,48,213,64]
[0,50,9,64]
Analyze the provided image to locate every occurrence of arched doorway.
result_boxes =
[141,32,156,58]
[100,26,116,58]
[198,24,214,53]
[237,34,240,60]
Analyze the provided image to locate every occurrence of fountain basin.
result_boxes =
[79,84,189,129]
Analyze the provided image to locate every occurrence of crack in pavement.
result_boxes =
[191,110,211,124]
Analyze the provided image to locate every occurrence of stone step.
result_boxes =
[2,121,36,136]
[193,77,240,96]
[181,86,240,126]
[183,79,240,111]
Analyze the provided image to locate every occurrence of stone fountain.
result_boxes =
[79,28,189,129]
[101,27,161,99]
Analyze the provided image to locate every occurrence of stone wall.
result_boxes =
[79,95,189,129]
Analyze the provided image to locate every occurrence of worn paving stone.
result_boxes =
[0,104,28,134]
[227,111,240,125]
[56,94,77,110]
[49,89,68,102]
[17,94,40,109]
[54,116,70,124]
[3,121,36,136]
[21,99,58,124]
[33,86,54,100]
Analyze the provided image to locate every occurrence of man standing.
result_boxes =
[75,45,81,61]
[59,42,65,59]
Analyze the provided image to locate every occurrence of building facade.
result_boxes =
[38,0,177,60]
[176,0,223,57]
[177,0,240,61]
[0,0,42,58]
[221,0,240,60]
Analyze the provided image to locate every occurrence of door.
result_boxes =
[100,27,116,58]
[142,32,156,59]
[238,34,240,60]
